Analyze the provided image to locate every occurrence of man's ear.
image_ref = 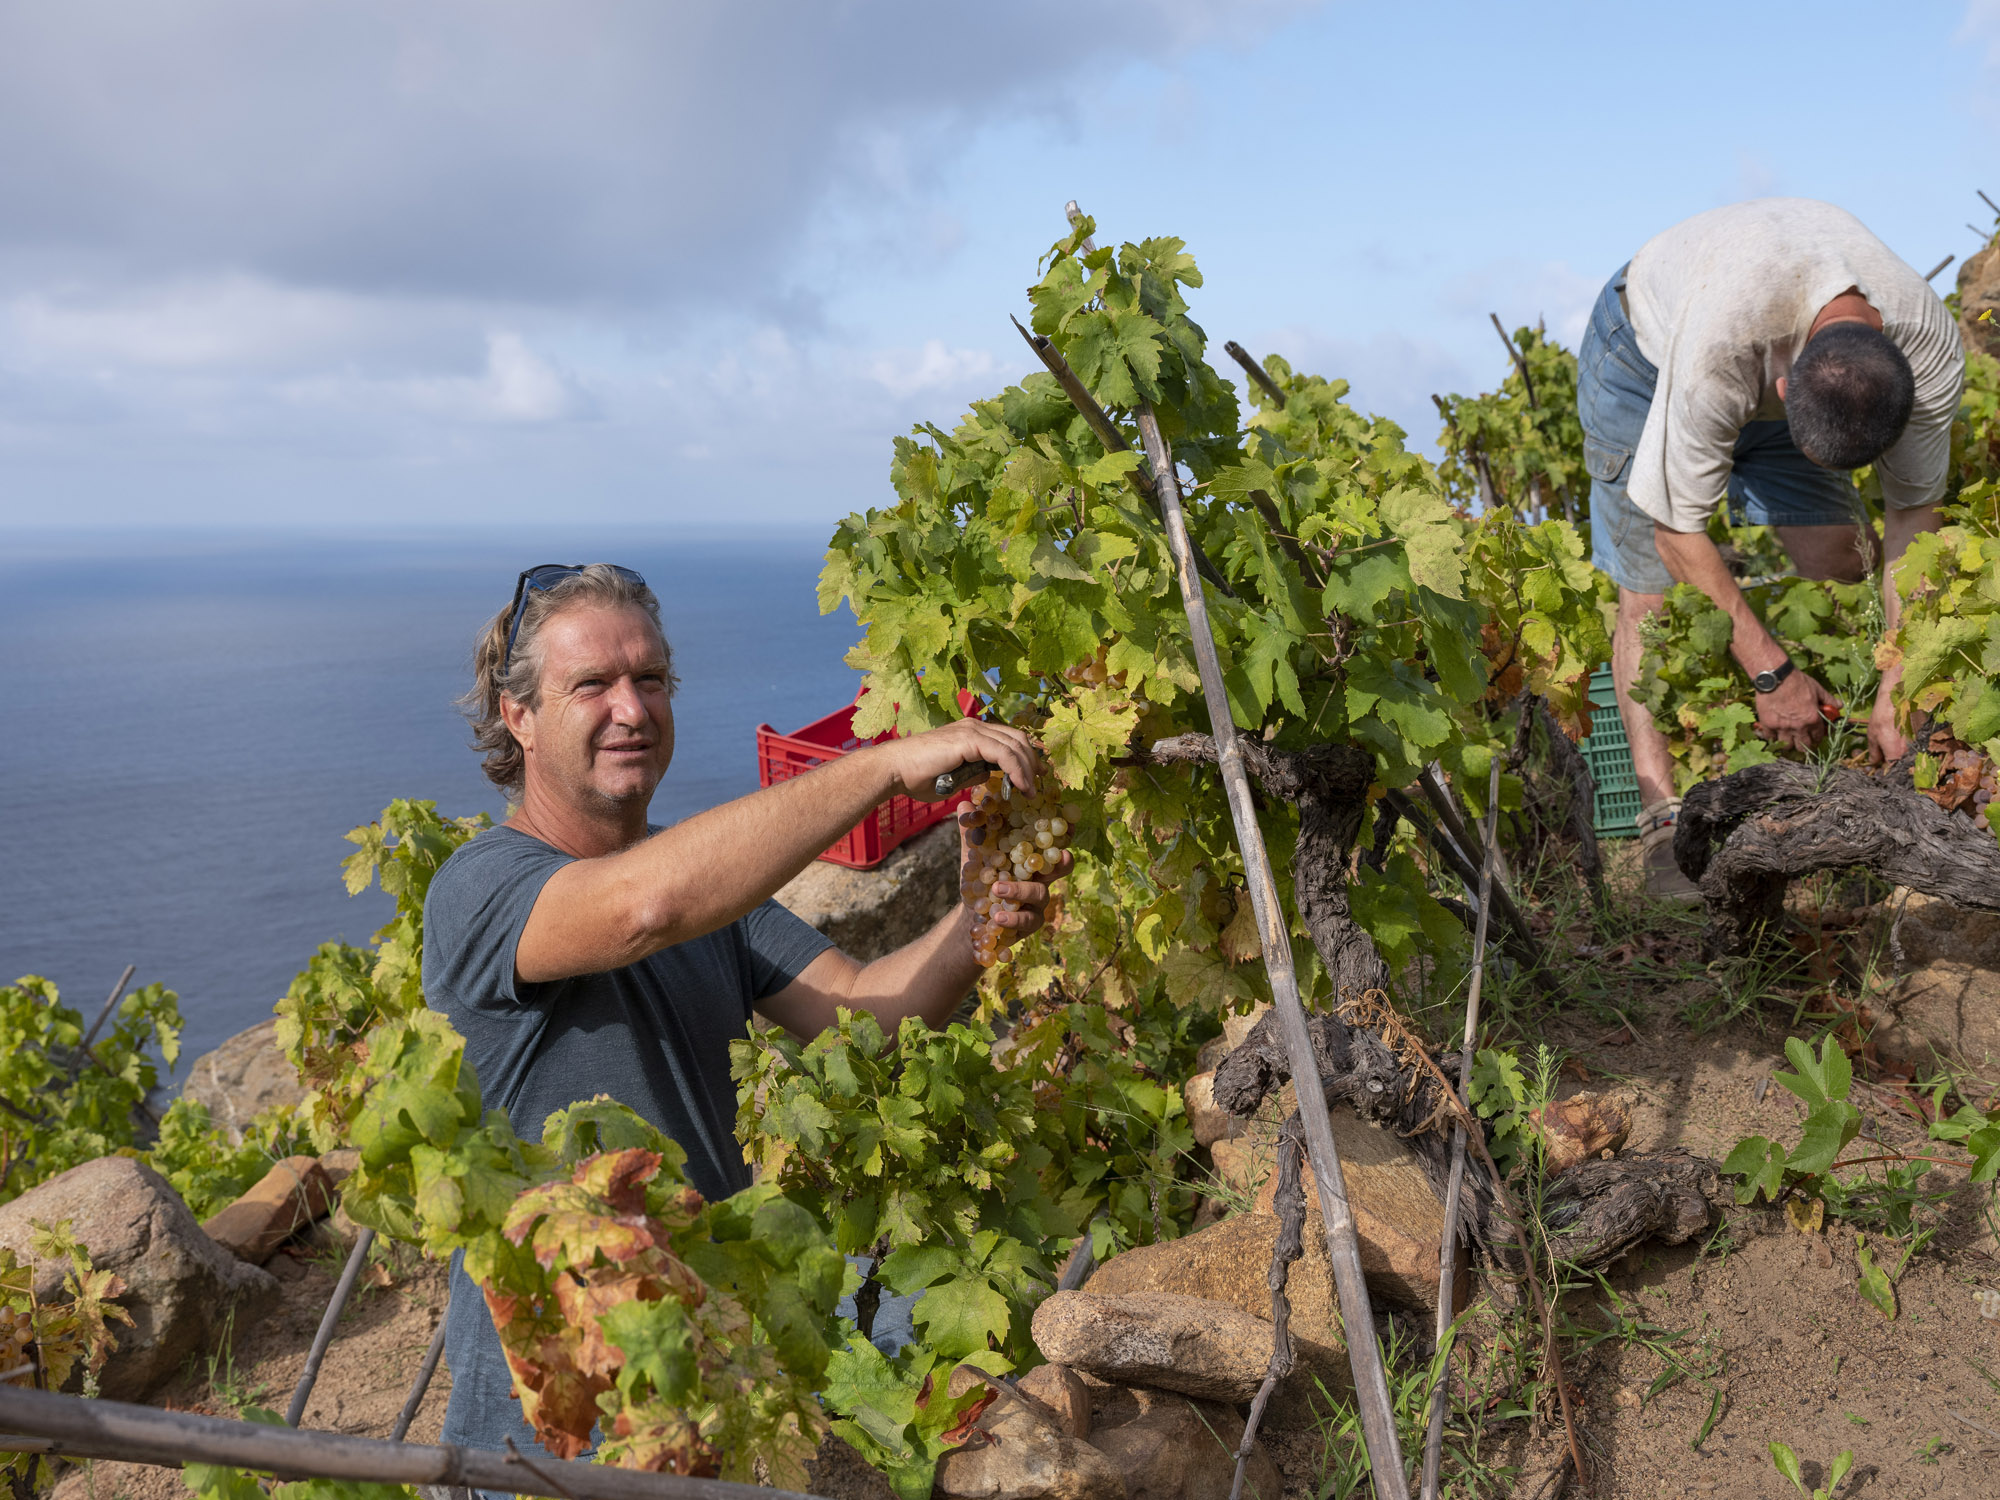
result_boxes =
[499,695,534,754]
[1776,374,1788,403]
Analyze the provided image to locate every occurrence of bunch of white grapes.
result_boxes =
[0,1305,36,1384]
[959,766,1080,968]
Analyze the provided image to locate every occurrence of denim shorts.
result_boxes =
[1578,265,1862,595]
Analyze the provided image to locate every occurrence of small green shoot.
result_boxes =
[1854,1235,1897,1320]
[1768,1441,1854,1499]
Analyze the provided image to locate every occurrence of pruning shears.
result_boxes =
[933,760,997,799]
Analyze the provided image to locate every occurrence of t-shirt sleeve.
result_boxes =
[738,899,836,1005]
[422,831,574,1015]
[1875,297,1965,511]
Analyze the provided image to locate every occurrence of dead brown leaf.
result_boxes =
[1529,1093,1632,1173]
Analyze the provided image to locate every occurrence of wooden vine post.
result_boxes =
[1125,397,1412,1498]
[0,1384,800,1500]
[1419,758,1499,1500]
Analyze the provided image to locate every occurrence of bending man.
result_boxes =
[1580,198,1964,898]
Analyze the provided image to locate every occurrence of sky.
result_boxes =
[0,0,1996,535]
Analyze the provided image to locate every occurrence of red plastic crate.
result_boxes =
[755,690,981,869]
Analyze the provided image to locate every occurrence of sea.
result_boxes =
[0,529,866,1073]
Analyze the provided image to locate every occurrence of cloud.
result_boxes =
[0,1,1315,314]
[0,1,1325,524]
[858,340,1001,400]
[403,333,586,424]
[5,275,446,372]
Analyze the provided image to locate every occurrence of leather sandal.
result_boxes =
[1637,797,1701,903]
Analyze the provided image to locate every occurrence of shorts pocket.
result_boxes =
[1584,435,1632,485]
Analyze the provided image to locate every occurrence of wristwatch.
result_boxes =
[1750,659,1795,695]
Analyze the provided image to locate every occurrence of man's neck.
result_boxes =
[1810,287,1882,339]
[506,780,649,859]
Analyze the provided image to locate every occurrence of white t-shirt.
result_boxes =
[1623,198,1963,532]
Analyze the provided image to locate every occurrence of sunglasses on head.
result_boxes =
[503,563,648,674]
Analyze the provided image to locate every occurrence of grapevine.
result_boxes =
[1885,349,2000,841]
[821,214,1608,1028]
[1,1220,133,1491]
[1434,321,1591,538]
[0,976,184,1206]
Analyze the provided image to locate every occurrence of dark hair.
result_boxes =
[459,565,675,799]
[1786,323,1915,470]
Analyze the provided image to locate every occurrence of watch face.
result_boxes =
[1753,670,1777,692]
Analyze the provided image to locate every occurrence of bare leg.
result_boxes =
[1613,586,1676,811]
[1773,522,1873,583]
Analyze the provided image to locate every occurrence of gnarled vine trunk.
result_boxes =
[1140,734,1389,997]
[1676,761,2000,957]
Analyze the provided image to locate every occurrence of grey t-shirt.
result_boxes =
[421,823,833,1461]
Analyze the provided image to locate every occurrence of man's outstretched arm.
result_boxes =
[512,719,1041,983]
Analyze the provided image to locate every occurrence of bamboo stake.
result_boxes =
[1923,254,1955,282]
[390,1316,450,1442]
[78,966,138,1052]
[1419,757,1499,1500]
[1131,401,1410,1500]
[286,1227,375,1427]
[1223,340,1286,406]
[1417,766,1536,964]
[1488,314,1537,410]
[0,1384,800,1500]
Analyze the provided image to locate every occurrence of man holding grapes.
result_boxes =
[419,563,1066,1473]
[1580,198,1965,899]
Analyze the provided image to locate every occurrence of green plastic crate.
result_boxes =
[1585,667,1642,839]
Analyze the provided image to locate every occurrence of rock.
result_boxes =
[1206,1093,1457,1311]
[1874,962,2000,1074]
[0,1157,278,1399]
[1194,1035,1230,1075]
[1017,1362,1092,1440]
[932,1361,1125,1500]
[1080,1215,1355,1426]
[1085,1385,1282,1500]
[200,1155,338,1264]
[178,1018,307,1144]
[775,821,960,963]
[1528,1094,1632,1173]
[1221,1004,1269,1055]
[1959,240,2000,362]
[1030,1290,1274,1405]
[1184,1072,1242,1150]
[1892,890,2000,972]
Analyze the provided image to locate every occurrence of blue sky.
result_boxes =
[0,0,1995,534]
